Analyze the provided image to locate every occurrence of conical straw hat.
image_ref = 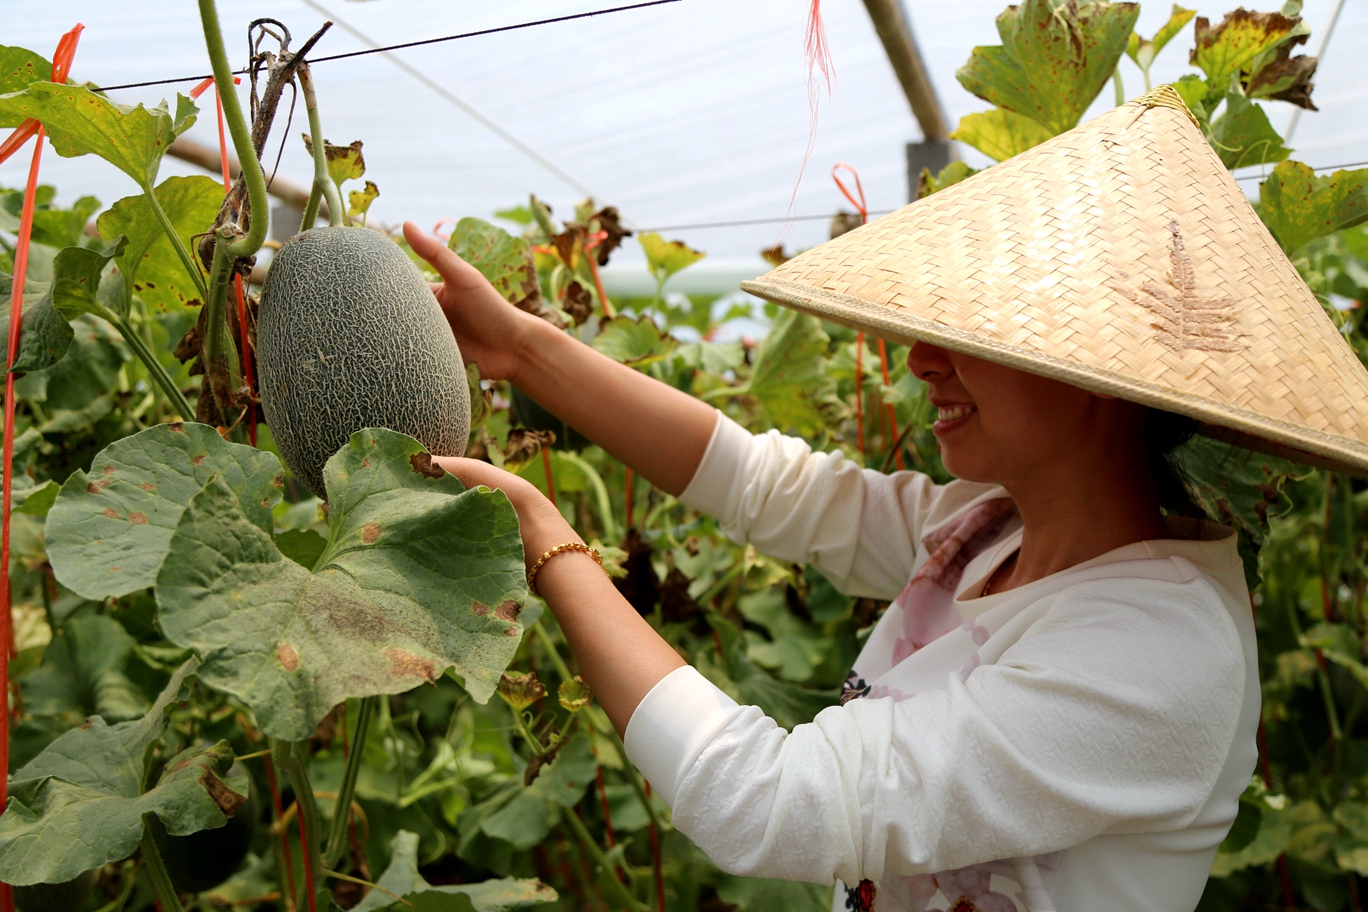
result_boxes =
[741,87,1368,476]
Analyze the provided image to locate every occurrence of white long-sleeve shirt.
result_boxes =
[623,414,1259,912]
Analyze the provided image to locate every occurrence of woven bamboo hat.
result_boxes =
[741,87,1368,476]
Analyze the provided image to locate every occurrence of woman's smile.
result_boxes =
[932,401,977,435]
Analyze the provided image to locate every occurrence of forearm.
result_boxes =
[533,546,685,735]
[512,317,716,496]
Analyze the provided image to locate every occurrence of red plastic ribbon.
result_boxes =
[0,26,83,910]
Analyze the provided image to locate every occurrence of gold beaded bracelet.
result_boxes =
[526,542,603,596]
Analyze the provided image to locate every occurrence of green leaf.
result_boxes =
[1258,161,1368,256]
[955,0,1140,135]
[590,315,678,367]
[1171,74,1212,126]
[479,735,598,849]
[743,308,844,437]
[355,830,556,912]
[0,47,52,126]
[0,659,249,886]
[0,279,69,375]
[14,313,126,410]
[46,422,284,600]
[21,614,149,726]
[348,180,379,221]
[275,528,327,569]
[950,108,1055,163]
[14,480,58,518]
[704,614,836,730]
[1208,91,1290,171]
[30,195,99,250]
[717,875,833,912]
[1127,5,1196,72]
[47,237,125,321]
[97,176,224,313]
[450,217,543,312]
[638,232,705,286]
[1191,9,1301,92]
[155,428,526,740]
[0,84,196,190]
[1211,778,1292,876]
[915,160,980,200]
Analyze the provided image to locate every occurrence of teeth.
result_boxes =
[937,405,975,421]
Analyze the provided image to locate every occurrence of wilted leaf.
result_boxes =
[0,47,52,125]
[450,218,543,313]
[155,428,526,740]
[502,428,556,471]
[46,422,284,600]
[639,232,705,286]
[1190,8,1301,92]
[742,308,844,437]
[0,659,249,886]
[949,108,1054,163]
[1243,35,1317,110]
[21,614,148,725]
[916,161,980,200]
[1127,5,1196,73]
[558,676,590,712]
[1208,91,1290,171]
[97,176,224,313]
[348,180,379,221]
[355,830,556,912]
[591,315,678,367]
[498,671,547,712]
[1259,161,1368,256]
[303,136,365,186]
[955,0,1140,135]
[0,84,196,190]
[588,206,630,267]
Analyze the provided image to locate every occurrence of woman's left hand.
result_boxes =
[430,456,579,566]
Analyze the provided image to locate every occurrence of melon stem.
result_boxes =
[198,0,270,261]
[299,64,347,230]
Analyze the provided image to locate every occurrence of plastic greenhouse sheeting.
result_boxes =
[2,0,1364,293]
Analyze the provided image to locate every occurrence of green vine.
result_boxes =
[299,64,346,230]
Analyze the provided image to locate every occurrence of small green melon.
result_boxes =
[257,227,470,497]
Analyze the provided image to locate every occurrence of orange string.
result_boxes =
[0,28,82,912]
[192,76,256,443]
[297,807,319,912]
[854,333,865,456]
[541,448,557,507]
[831,163,868,222]
[262,757,297,912]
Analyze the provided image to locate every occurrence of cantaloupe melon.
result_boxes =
[257,227,470,497]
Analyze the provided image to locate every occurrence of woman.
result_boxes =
[403,89,1368,911]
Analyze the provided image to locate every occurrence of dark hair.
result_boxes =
[1144,409,1205,517]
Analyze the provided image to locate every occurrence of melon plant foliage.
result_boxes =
[0,2,1365,911]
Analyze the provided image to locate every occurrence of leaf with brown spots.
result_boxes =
[47,422,283,599]
[0,659,251,886]
[155,428,526,740]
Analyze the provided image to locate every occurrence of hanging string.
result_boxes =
[831,163,903,469]
[0,26,83,912]
[779,0,837,240]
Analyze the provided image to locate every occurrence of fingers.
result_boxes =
[432,455,520,493]
[403,221,479,288]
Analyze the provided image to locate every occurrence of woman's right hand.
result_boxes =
[403,221,536,383]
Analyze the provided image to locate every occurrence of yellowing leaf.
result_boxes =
[1190,9,1301,91]
[0,46,52,126]
[1259,161,1368,256]
[955,0,1140,136]
[950,108,1054,163]
[348,180,379,221]
[303,135,365,186]
[590,314,678,367]
[638,232,705,287]
[1127,5,1196,72]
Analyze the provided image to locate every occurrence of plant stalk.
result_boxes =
[200,234,243,426]
[563,806,648,912]
[298,65,346,229]
[111,314,194,420]
[197,0,270,261]
[141,186,208,303]
[274,738,325,912]
[140,815,186,912]
[324,696,375,868]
